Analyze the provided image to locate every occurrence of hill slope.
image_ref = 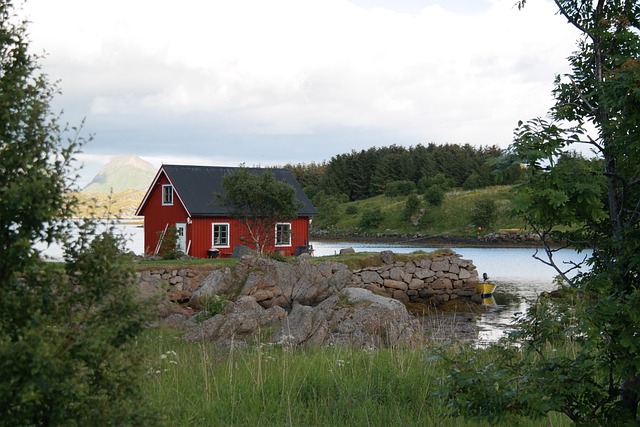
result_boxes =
[83,156,156,194]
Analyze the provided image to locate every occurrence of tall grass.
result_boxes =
[140,328,571,426]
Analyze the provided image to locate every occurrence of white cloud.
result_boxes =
[22,0,580,182]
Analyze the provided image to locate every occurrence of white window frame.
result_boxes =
[162,184,174,206]
[275,222,292,247]
[212,222,230,248]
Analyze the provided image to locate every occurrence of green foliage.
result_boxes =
[317,143,515,201]
[403,194,422,221]
[345,204,359,215]
[418,172,454,193]
[311,186,519,237]
[142,329,569,426]
[424,184,445,206]
[470,198,497,230]
[193,294,229,322]
[440,1,640,424]
[384,180,416,197]
[158,224,180,260]
[358,207,384,229]
[462,171,485,190]
[218,168,302,254]
[0,3,154,424]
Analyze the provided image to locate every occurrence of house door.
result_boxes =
[175,223,187,254]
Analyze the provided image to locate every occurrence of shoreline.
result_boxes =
[310,232,550,249]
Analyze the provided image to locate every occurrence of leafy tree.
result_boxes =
[218,168,302,254]
[403,194,422,221]
[0,2,154,424]
[462,171,484,190]
[424,184,445,207]
[470,198,497,230]
[358,207,384,229]
[441,1,640,424]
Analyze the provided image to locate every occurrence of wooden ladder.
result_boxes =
[154,223,169,255]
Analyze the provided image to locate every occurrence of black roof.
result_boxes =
[161,165,318,217]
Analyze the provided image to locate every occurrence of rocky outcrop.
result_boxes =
[273,287,423,347]
[184,288,423,348]
[184,296,286,343]
[139,249,483,348]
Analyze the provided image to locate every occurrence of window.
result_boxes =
[212,223,230,247]
[162,185,173,206]
[275,222,291,246]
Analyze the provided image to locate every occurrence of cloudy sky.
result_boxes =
[21,0,579,186]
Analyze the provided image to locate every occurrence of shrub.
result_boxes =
[359,208,384,229]
[193,294,229,322]
[158,225,181,260]
[345,205,359,215]
[424,185,445,207]
[470,198,497,229]
[384,180,416,197]
[403,194,421,220]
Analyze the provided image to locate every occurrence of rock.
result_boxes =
[273,288,423,348]
[232,244,253,258]
[192,268,233,298]
[383,279,408,291]
[380,250,395,264]
[184,296,286,342]
[239,257,352,309]
[339,247,356,255]
[168,289,192,304]
[360,270,383,285]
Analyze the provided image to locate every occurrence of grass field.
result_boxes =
[315,186,523,237]
[139,327,572,426]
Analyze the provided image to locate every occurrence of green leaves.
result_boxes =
[0,2,154,424]
[218,168,302,254]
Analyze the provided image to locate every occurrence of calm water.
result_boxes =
[311,241,591,344]
[39,224,591,344]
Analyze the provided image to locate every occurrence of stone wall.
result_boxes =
[135,250,482,310]
[351,251,479,305]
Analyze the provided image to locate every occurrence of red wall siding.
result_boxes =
[189,217,311,258]
[138,173,189,255]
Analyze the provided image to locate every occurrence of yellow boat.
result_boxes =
[476,282,497,305]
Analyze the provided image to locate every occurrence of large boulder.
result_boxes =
[273,287,424,348]
[183,296,286,343]
[191,267,234,298]
[239,257,353,309]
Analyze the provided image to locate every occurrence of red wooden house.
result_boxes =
[135,165,318,258]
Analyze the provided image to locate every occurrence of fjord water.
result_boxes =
[311,240,591,344]
[39,224,590,344]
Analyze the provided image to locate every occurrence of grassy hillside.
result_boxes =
[313,185,522,238]
[73,189,145,219]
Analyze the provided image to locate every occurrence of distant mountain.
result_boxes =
[83,156,156,194]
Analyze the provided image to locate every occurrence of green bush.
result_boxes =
[384,180,416,197]
[470,198,497,229]
[345,205,359,215]
[403,194,421,220]
[359,207,384,229]
[0,4,155,424]
[159,225,181,260]
[194,294,229,322]
[424,184,445,207]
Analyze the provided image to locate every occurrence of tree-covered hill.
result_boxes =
[285,143,523,202]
